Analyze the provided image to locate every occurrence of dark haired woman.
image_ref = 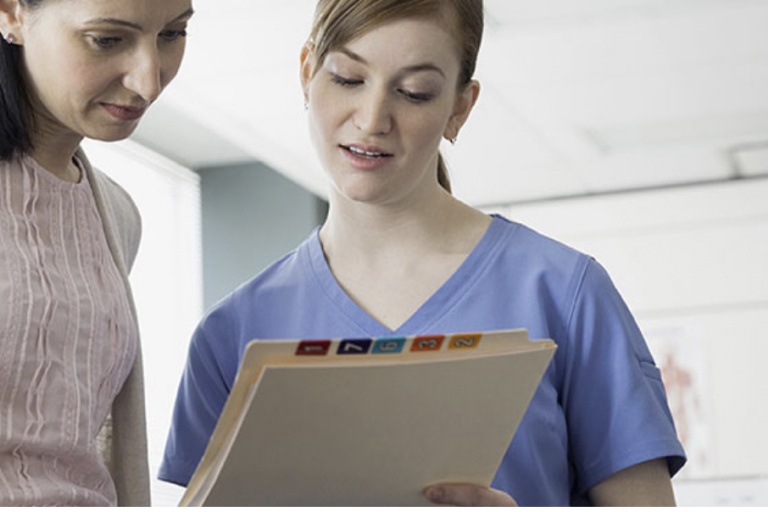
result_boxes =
[1,0,193,505]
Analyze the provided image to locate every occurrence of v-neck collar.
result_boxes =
[304,215,515,336]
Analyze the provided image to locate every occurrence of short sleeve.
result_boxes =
[158,320,236,486]
[560,259,686,494]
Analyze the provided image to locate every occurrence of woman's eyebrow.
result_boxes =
[335,47,446,78]
[83,17,143,30]
[83,8,194,31]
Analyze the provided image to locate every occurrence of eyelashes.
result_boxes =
[329,73,436,103]
[88,35,122,49]
[397,88,434,103]
[86,29,188,51]
[160,29,188,42]
[330,74,362,88]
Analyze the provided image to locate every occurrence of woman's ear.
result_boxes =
[299,43,314,104]
[444,79,481,142]
[0,0,24,44]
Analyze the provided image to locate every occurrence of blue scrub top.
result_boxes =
[159,215,685,505]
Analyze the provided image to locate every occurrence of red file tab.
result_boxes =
[296,340,331,356]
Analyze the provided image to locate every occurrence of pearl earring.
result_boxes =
[4,33,15,45]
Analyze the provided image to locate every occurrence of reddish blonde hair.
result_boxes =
[306,0,484,193]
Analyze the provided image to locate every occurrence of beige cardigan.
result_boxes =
[82,149,152,506]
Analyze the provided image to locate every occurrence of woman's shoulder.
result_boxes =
[86,165,139,220]
[208,229,320,315]
[78,149,142,269]
[488,214,593,275]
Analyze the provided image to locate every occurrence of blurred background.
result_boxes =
[83,0,768,505]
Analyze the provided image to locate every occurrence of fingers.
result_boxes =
[423,484,518,507]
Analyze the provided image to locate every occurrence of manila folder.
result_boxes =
[179,329,555,506]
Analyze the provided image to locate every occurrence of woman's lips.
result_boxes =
[340,144,394,170]
[342,144,392,158]
[101,103,147,121]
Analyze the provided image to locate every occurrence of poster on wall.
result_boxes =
[644,324,715,479]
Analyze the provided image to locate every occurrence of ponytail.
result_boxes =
[437,152,451,194]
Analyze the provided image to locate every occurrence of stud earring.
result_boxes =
[4,33,15,45]
[446,124,459,145]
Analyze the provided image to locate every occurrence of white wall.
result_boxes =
[493,177,768,504]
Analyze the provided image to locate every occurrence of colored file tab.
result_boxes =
[411,335,444,352]
[296,340,331,356]
[448,333,482,350]
[338,339,372,355]
[372,337,406,354]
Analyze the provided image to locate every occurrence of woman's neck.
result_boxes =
[319,190,491,267]
[30,130,84,183]
[318,190,492,331]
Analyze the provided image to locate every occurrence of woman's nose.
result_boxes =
[123,46,163,102]
[353,88,392,136]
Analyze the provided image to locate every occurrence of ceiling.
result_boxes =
[132,0,768,207]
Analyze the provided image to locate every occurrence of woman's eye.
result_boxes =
[331,74,362,87]
[89,35,122,49]
[160,29,188,42]
[399,89,434,103]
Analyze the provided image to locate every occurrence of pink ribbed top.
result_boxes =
[0,155,137,506]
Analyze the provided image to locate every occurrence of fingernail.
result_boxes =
[425,486,446,503]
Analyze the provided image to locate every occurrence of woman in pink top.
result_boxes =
[0,0,193,505]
